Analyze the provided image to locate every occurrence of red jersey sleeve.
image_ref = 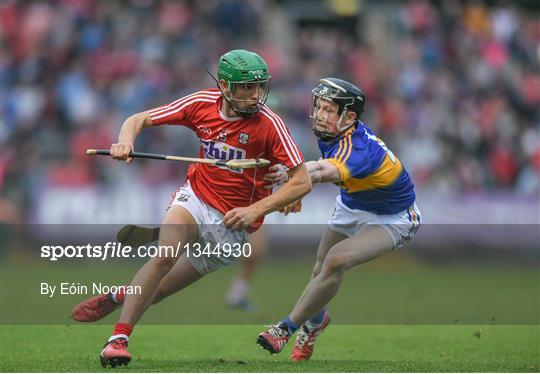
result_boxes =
[261,107,304,170]
[148,90,221,129]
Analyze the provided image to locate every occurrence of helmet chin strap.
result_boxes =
[229,98,258,118]
[219,83,267,118]
[235,109,255,119]
[313,129,338,142]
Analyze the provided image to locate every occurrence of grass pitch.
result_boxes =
[1,252,538,372]
[0,325,538,372]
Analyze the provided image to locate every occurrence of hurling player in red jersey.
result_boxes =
[71,50,311,368]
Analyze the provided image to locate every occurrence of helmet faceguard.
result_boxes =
[217,50,271,118]
[310,78,366,141]
[311,95,353,142]
[223,79,271,118]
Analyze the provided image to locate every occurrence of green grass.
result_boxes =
[1,253,539,371]
[2,257,539,325]
[0,325,538,372]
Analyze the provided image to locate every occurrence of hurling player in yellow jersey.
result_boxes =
[257,78,421,360]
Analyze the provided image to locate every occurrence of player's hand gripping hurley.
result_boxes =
[86,149,270,169]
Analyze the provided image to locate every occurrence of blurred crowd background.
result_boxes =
[1,0,539,224]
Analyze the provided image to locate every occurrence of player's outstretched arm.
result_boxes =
[305,159,341,184]
[224,163,312,231]
[254,163,312,214]
[263,159,341,216]
[110,111,153,163]
[264,160,341,188]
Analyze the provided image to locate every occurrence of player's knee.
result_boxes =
[322,251,349,275]
[150,251,178,273]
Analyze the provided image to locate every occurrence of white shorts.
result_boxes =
[328,196,421,249]
[168,182,249,275]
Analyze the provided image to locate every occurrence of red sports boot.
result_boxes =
[100,337,131,367]
[291,311,331,362]
[71,293,119,322]
[256,324,290,354]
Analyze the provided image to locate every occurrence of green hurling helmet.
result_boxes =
[217,50,271,117]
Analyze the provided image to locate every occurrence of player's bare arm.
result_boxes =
[223,163,311,231]
[305,160,341,184]
[264,158,341,188]
[110,111,152,163]
[264,160,340,215]
[263,164,290,189]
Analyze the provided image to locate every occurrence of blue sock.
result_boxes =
[280,316,300,335]
[308,308,326,326]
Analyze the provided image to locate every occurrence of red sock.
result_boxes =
[112,322,133,338]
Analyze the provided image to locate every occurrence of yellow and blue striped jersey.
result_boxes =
[318,121,416,214]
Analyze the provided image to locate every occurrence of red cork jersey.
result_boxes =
[149,88,304,231]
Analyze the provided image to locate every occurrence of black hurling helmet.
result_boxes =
[310,78,366,141]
